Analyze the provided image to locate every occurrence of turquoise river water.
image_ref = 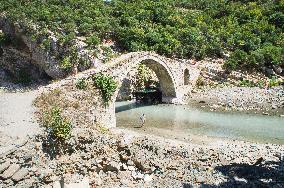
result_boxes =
[115,101,284,145]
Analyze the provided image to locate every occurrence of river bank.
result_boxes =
[1,124,283,187]
[189,86,284,116]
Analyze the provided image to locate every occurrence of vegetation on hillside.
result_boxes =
[1,0,283,71]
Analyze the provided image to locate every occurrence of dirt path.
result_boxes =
[0,89,41,153]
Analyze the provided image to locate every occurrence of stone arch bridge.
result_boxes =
[45,52,201,127]
[104,52,200,103]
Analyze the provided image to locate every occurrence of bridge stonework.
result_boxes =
[43,52,200,128]
[100,52,200,128]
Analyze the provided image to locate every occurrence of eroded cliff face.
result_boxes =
[0,39,52,82]
[0,17,68,82]
[0,15,102,83]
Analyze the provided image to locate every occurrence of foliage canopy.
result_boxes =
[1,0,283,70]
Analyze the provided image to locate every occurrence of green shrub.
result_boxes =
[86,34,100,47]
[239,79,255,87]
[224,50,248,70]
[42,106,72,156]
[269,76,281,87]
[60,56,73,71]
[258,44,283,66]
[248,50,265,67]
[195,75,205,88]
[75,78,88,90]
[92,73,117,106]
[256,80,265,88]
[43,106,72,141]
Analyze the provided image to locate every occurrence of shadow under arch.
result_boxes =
[114,58,177,104]
[184,68,190,85]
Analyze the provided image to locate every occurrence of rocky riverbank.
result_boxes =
[189,58,284,116]
[1,83,284,187]
[189,86,284,116]
[0,126,284,188]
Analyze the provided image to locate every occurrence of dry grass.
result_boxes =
[34,80,104,130]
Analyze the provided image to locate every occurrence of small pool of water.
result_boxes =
[115,101,284,145]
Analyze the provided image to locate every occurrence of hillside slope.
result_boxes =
[0,0,283,73]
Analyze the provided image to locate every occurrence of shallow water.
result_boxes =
[115,101,284,145]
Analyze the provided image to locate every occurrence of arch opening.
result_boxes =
[115,59,176,105]
[184,69,190,85]
[114,58,177,127]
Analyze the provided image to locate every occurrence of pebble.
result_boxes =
[144,174,153,182]
[233,176,248,184]
[196,176,206,183]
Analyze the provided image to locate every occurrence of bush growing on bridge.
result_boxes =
[42,106,72,155]
[136,64,156,90]
[92,73,117,106]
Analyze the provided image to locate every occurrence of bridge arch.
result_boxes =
[112,55,178,103]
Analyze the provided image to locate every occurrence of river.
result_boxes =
[116,101,284,145]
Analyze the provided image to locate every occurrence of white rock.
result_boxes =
[128,166,135,171]
[64,177,90,188]
[144,174,153,182]
[52,181,61,188]
[233,176,248,183]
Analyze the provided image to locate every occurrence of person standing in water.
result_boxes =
[139,113,146,127]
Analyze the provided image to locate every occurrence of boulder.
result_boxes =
[0,161,10,173]
[1,163,20,179]
[11,168,29,182]
[272,65,283,75]
[265,68,275,77]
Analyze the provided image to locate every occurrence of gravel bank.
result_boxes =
[190,86,284,116]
